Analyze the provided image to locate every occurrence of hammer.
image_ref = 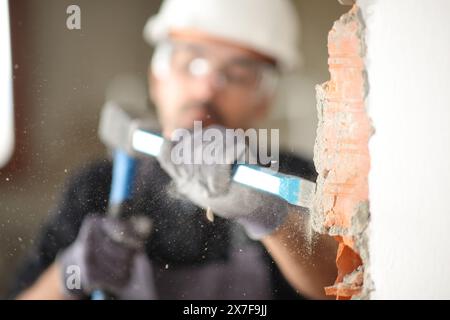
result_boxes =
[90,100,157,300]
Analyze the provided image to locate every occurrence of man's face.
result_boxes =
[149,32,277,138]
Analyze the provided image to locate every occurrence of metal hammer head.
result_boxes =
[98,102,159,156]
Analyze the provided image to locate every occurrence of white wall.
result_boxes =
[360,0,450,299]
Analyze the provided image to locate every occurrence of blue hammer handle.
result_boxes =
[91,149,137,300]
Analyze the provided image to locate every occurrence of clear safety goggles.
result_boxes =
[151,40,280,101]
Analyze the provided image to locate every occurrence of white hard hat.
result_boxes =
[143,0,302,72]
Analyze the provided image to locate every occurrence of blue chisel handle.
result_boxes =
[232,164,315,208]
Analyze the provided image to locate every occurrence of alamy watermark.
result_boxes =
[66,5,81,30]
[170,121,280,172]
[65,265,81,290]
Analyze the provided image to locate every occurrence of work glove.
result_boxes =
[57,215,156,300]
[157,125,289,240]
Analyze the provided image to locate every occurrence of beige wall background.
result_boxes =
[0,0,346,297]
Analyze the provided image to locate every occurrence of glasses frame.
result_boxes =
[151,40,280,101]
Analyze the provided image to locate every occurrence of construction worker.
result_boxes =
[10,0,337,300]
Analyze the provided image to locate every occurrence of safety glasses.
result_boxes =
[151,40,280,101]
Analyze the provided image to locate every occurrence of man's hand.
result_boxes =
[57,215,156,299]
[157,125,289,240]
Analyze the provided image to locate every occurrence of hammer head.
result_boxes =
[98,101,159,156]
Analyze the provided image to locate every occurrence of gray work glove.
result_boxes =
[58,215,156,300]
[157,126,289,240]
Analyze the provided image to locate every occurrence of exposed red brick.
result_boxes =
[313,5,372,299]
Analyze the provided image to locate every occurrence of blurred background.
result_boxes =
[0,0,346,297]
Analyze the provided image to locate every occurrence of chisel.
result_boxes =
[99,103,317,211]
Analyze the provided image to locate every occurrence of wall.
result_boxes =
[313,0,450,299]
[359,0,450,299]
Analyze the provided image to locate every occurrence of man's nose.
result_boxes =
[189,73,223,101]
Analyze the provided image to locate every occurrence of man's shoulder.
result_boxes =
[56,158,114,216]
[72,158,112,179]
[70,157,163,184]
[65,158,113,192]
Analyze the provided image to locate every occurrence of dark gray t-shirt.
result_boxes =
[7,153,316,299]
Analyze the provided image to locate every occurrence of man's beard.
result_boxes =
[175,101,224,130]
